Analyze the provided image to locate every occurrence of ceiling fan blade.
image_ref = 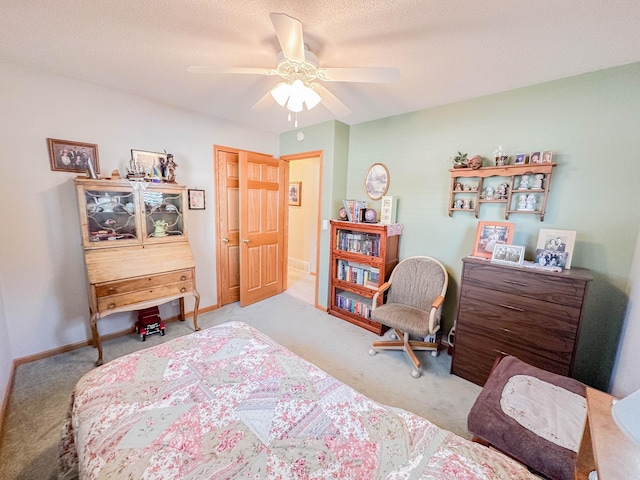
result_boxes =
[319,67,400,83]
[269,12,305,63]
[312,83,351,117]
[187,66,277,76]
[251,89,276,111]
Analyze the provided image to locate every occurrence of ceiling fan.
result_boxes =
[188,12,399,126]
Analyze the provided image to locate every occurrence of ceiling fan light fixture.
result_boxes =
[270,82,291,106]
[302,86,321,110]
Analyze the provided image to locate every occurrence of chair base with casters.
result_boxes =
[369,328,439,378]
[368,256,448,378]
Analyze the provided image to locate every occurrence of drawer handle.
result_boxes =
[180,287,187,293]
[500,327,520,336]
[108,303,116,309]
[499,303,525,312]
[108,287,115,293]
[502,280,528,287]
[180,275,186,281]
[493,349,510,357]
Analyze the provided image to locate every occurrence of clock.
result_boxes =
[364,208,377,223]
[296,131,305,141]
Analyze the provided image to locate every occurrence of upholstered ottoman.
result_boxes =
[467,356,587,480]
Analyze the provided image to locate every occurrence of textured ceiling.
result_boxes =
[2,1,640,133]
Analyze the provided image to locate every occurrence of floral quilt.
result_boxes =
[58,321,539,479]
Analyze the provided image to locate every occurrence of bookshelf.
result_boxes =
[329,220,402,334]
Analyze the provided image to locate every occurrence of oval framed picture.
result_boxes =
[364,163,390,200]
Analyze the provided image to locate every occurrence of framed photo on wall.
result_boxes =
[536,228,576,269]
[472,221,515,258]
[289,182,301,206]
[188,189,205,210]
[48,138,100,174]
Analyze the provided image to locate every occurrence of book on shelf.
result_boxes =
[335,290,372,319]
[336,260,379,289]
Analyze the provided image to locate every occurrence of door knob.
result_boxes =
[243,239,250,244]
[222,237,229,243]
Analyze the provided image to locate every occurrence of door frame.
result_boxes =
[281,150,323,308]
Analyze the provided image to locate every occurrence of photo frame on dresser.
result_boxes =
[491,244,525,265]
[536,229,576,269]
[472,221,515,259]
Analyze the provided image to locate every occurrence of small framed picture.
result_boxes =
[188,189,205,210]
[131,149,166,178]
[491,244,525,265]
[514,153,527,165]
[472,221,515,259]
[536,229,576,269]
[47,138,100,174]
[529,151,542,164]
[542,150,553,163]
[289,182,302,206]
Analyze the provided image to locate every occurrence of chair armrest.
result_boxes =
[371,282,392,312]
[431,295,445,310]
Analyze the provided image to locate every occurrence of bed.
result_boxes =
[58,321,540,479]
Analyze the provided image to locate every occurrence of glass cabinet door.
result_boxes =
[84,189,139,243]
[143,189,185,240]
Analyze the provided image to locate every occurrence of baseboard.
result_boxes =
[0,360,17,451]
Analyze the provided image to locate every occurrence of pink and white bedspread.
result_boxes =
[58,321,538,479]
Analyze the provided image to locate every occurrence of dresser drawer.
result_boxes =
[97,279,193,311]
[95,269,193,298]
[463,261,587,308]
[452,330,571,386]
[460,284,582,333]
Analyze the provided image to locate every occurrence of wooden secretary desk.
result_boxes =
[75,178,200,366]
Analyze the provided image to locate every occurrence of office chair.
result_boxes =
[368,256,448,378]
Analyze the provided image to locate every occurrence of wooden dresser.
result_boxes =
[75,178,200,366]
[451,256,592,386]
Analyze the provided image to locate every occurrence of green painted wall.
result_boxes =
[281,62,640,389]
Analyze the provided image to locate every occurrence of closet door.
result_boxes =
[215,149,240,305]
[238,151,286,306]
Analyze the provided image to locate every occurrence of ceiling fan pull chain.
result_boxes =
[295,112,298,128]
[288,111,291,122]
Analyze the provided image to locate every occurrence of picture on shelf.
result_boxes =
[542,150,553,162]
[536,228,576,269]
[514,153,527,164]
[472,221,515,259]
[491,244,525,265]
[529,151,542,164]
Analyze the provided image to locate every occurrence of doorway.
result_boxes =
[285,153,321,306]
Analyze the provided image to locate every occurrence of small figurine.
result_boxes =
[497,183,508,198]
[165,154,177,183]
[532,174,544,189]
[462,198,472,209]
[454,199,464,209]
[454,182,463,191]
[518,194,528,210]
[526,194,537,210]
[484,186,495,199]
[518,174,530,190]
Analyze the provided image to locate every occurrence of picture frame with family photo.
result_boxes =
[535,228,576,269]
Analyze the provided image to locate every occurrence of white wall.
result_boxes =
[0,61,277,401]
[611,230,640,397]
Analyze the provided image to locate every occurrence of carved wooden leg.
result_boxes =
[90,312,103,367]
[192,290,201,331]
[179,297,186,321]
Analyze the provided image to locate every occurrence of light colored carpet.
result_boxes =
[0,293,481,480]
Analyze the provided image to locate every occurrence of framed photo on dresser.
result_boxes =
[472,221,515,259]
[536,229,576,269]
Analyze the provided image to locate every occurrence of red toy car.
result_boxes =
[135,306,166,341]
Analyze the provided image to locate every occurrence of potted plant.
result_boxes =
[451,151,469,168]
